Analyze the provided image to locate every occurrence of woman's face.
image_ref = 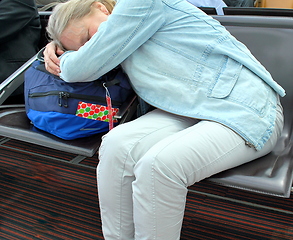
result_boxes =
[60,2,109,51]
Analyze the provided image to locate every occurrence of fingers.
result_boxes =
[56,47,65,56]
[44,42,62,76]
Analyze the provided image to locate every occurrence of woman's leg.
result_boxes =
[132,103,283,239]
[98,102,283,240]
[97,109,199,240]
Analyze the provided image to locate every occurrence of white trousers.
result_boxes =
[97,102,283,240]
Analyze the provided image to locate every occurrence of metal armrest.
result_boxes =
[0,104,25,109]
[115,94,137,119]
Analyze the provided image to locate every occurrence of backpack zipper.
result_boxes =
[28,91,122,107]
[59,92,69,107]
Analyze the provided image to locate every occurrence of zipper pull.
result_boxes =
[63,92,69,108]
[58,92,63,107]
[58,92,69,108]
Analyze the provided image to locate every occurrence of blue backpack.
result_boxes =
[24,60,134,140]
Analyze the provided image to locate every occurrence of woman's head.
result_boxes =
[47,0,116,51]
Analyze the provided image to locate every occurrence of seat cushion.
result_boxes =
[0,107,103,157]
[207,146,293,197]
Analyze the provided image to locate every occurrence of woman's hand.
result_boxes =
[43,42,64,75]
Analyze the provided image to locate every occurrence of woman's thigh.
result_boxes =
[98,109,199,166]
[134,103,283,187]
[130,116,281,240]
[99,99,283,184]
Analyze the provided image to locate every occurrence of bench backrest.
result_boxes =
[215,15,293,142]
[223,7,293,17]
[208,15,293,197]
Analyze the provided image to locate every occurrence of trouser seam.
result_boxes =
[117,122,189,238]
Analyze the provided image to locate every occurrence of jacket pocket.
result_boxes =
[208,57,242,99]
[208,57,271,117]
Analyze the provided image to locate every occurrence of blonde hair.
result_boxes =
[46,0,116,50]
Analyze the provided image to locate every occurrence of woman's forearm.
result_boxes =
[59,0,165,82]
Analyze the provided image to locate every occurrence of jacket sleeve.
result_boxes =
[60,0,165,82]
[0,0,38,44]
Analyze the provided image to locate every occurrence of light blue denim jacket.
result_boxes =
[59,0,285,150]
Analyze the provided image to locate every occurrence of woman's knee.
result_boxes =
[134,149,187,188]
[99,122,135,159]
